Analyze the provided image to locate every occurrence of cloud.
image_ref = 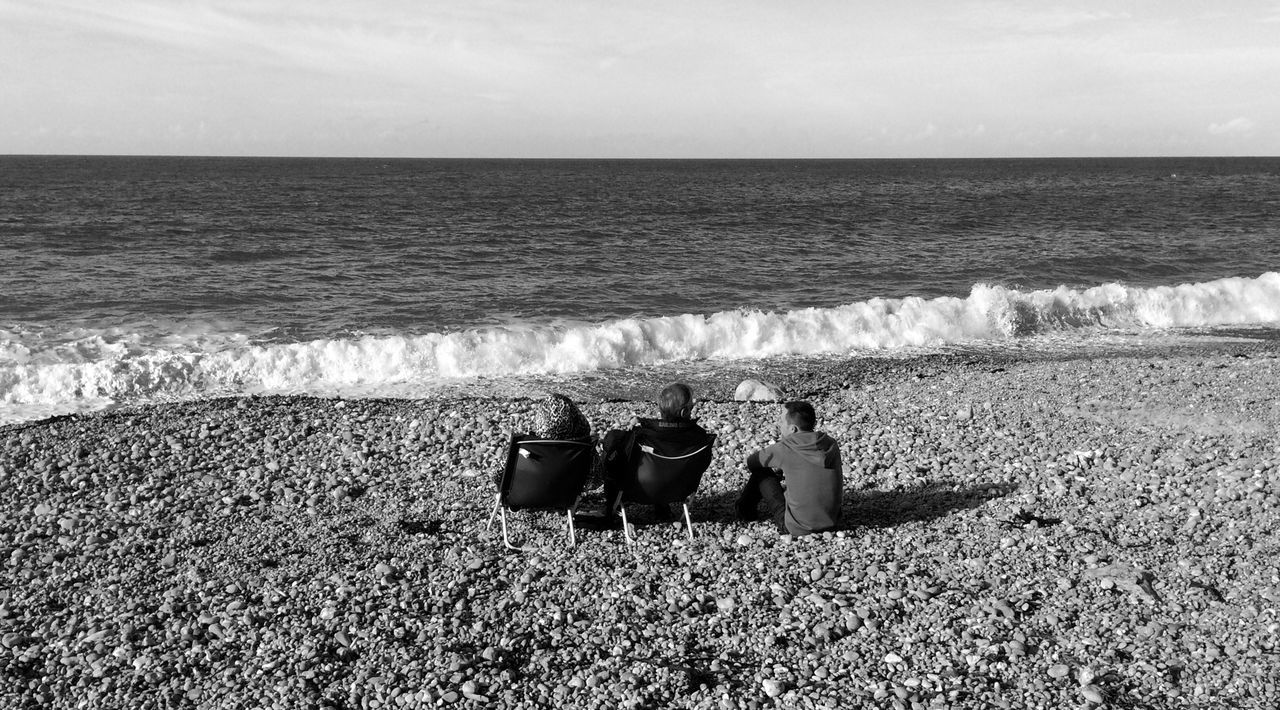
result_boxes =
[5,0,1280,157]
[1208,117,1255,135]
[965,3,1132,34]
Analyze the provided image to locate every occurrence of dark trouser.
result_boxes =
[600,429,629,512]
[601,429,674,519]
[741,452,788,533]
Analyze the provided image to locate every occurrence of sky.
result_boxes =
[1,0,1278,158]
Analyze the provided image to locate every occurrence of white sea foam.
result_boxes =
[3,273,1279,424]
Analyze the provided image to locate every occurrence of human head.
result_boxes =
[532,392,589,439]
[657,382,694,421]
[780,400,817,433]
[541,392,577,420]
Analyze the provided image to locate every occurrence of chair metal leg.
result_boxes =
[682,503,694,541]
[620,505,635,546]
[501,507,545,553]
[498,507,521,551]
[566,509,577,547]
[497,504,554,553]
[484,493,500,532]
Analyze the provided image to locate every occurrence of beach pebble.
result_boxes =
[762,679,786,698]
[3,352,1278,709]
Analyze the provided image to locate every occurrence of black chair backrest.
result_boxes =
[500,434,595,511]
[620,434,716,506]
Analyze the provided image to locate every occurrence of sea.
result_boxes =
[2,156,1279,424]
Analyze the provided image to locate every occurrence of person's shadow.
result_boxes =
[843,479,1017,528]
[688,479,1016,529]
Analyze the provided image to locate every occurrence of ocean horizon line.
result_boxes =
[3,153,1279,162]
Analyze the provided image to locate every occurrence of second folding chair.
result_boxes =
[613,434,715,545]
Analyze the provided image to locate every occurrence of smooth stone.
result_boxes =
[734,379,785,402]
[761,679,785,698]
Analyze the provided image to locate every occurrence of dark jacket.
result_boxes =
[604,417,710,473]
[633,417,709,454]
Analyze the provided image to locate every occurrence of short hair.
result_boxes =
[784,401,817,431]
[658,382,694,421]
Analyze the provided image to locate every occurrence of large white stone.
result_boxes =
[734,379,785,402]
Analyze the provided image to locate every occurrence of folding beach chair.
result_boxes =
[613,434,715,545]
[485,434,595,551]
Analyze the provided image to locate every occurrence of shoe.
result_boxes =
[735,496,759,522]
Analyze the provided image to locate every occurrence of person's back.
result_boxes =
[761,426,842,535]
[600,382,710,520]
[529,393,591,441]
[497,392,594,488]
[737,401,843,536]
[631,413,708,457]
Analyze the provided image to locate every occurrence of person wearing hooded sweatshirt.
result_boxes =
[736,400,843,536]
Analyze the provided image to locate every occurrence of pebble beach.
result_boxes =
[2,341,1279,709]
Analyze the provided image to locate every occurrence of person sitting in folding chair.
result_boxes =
[486,393,596,550]
[596,382,713,529]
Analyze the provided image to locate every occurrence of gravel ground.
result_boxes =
[2,344,1278,709]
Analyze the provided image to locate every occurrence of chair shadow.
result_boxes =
[523,479,1018,535]
[686,490,748,524]
[844,479,1018,529]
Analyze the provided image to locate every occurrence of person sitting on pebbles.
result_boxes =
[736,400,843,536]
[597,382,711,522]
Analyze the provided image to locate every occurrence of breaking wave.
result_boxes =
[3,273,1279,423]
